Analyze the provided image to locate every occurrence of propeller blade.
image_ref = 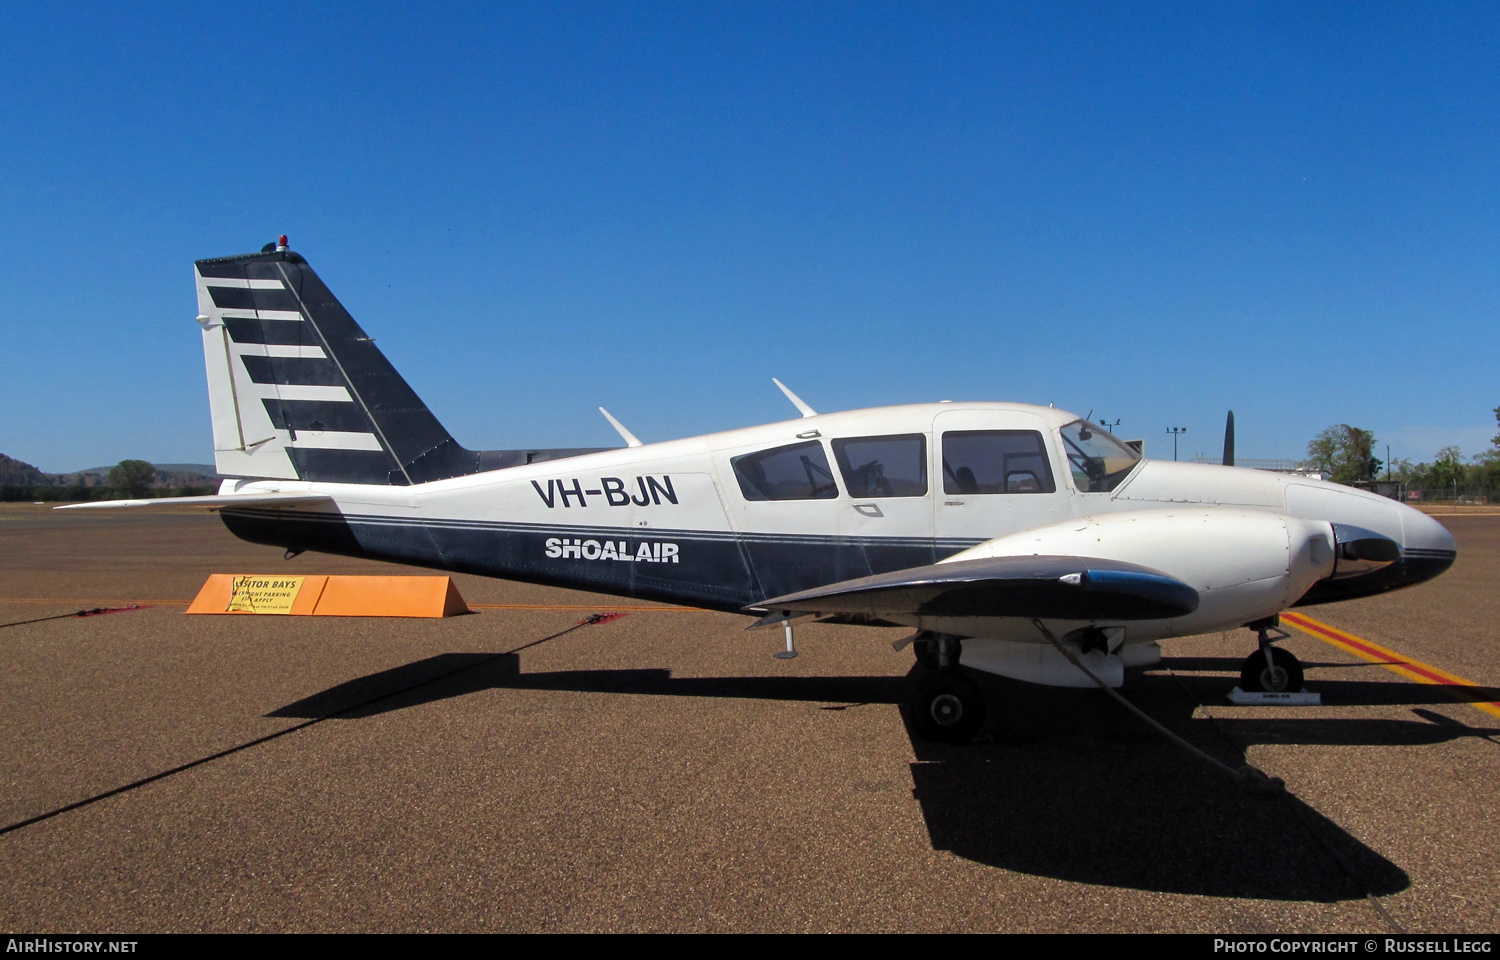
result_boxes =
[1223,410,1235,467]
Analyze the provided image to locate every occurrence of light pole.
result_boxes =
[1167,427,1187,462]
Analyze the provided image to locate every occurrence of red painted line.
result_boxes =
[1282,611,1500,718]
[1284,614,1452,684]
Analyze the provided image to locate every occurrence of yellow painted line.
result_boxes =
[1281,611,1500,720]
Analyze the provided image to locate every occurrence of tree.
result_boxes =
[1427,446,1466,491]
[1386,456,1415,481]
[108,460,156,499]
[1305,424,1381,485]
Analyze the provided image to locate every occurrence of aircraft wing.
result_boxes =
[753,555,1199,621]
[54,493,334,512]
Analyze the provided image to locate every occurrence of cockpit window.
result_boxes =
[732,440,839,501]
[832,434,927,497]
[1059,420,1141,492]
[941,431,1055,494]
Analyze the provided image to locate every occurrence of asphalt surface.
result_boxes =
[0,504,1495,933]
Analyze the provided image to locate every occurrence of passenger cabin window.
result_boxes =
[941,431,1056,494]
[832,434,927,497]
[732,440,839,501]
[1059,420,1141,492]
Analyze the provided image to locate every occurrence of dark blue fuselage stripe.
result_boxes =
[224,507,983,549]
[220,509,981,612]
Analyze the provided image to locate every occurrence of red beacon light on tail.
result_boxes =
[276,235,288,252]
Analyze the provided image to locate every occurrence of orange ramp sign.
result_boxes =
[188,574,468,618]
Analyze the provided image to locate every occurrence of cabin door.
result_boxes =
[931,409,1073,556]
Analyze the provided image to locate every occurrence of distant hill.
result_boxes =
[1,454,220,491]
[0,453,44,485]
[75,463,218,477]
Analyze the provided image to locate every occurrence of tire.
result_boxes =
[909,670,987,743]
[1239,647,1304,693]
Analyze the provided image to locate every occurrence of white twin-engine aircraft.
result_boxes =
[65,239,1457,741]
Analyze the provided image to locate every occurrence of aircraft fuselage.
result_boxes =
[216,401,1455,628]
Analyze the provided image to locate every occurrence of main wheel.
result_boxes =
[909,670,987,743]
[1239,647,1304,693]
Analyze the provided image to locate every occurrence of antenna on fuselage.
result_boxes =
[598,407,643,447]
[771,378,817,418]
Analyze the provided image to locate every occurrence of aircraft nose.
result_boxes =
[1398,505,1458,586]
[1286,483,1457,603]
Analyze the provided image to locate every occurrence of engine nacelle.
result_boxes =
[938,508,1346,643]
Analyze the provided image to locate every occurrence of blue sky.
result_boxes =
[1,1,1495,472]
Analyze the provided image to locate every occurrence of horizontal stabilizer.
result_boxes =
[752,555,1199,621]
[54,493,334,512]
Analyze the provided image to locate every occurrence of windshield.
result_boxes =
[1059,420,1141,492]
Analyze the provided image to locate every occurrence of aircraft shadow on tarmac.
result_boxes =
[258,652,1500,900]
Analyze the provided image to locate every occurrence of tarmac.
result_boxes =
[0,503,1495,933]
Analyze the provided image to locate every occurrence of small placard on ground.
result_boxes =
[226,575,307,614]
[188,574,469,618]
[1228,687,1322,706]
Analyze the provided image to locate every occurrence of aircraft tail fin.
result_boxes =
[195,242,483,485]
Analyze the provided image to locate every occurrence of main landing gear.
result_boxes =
[901,632,986,743]
[1238,618,1304,694]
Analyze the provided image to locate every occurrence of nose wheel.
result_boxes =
[1238,621,1305,693]
[1239,646,1304,693]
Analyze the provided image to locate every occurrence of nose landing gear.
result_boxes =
[1238,619,1304,693]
